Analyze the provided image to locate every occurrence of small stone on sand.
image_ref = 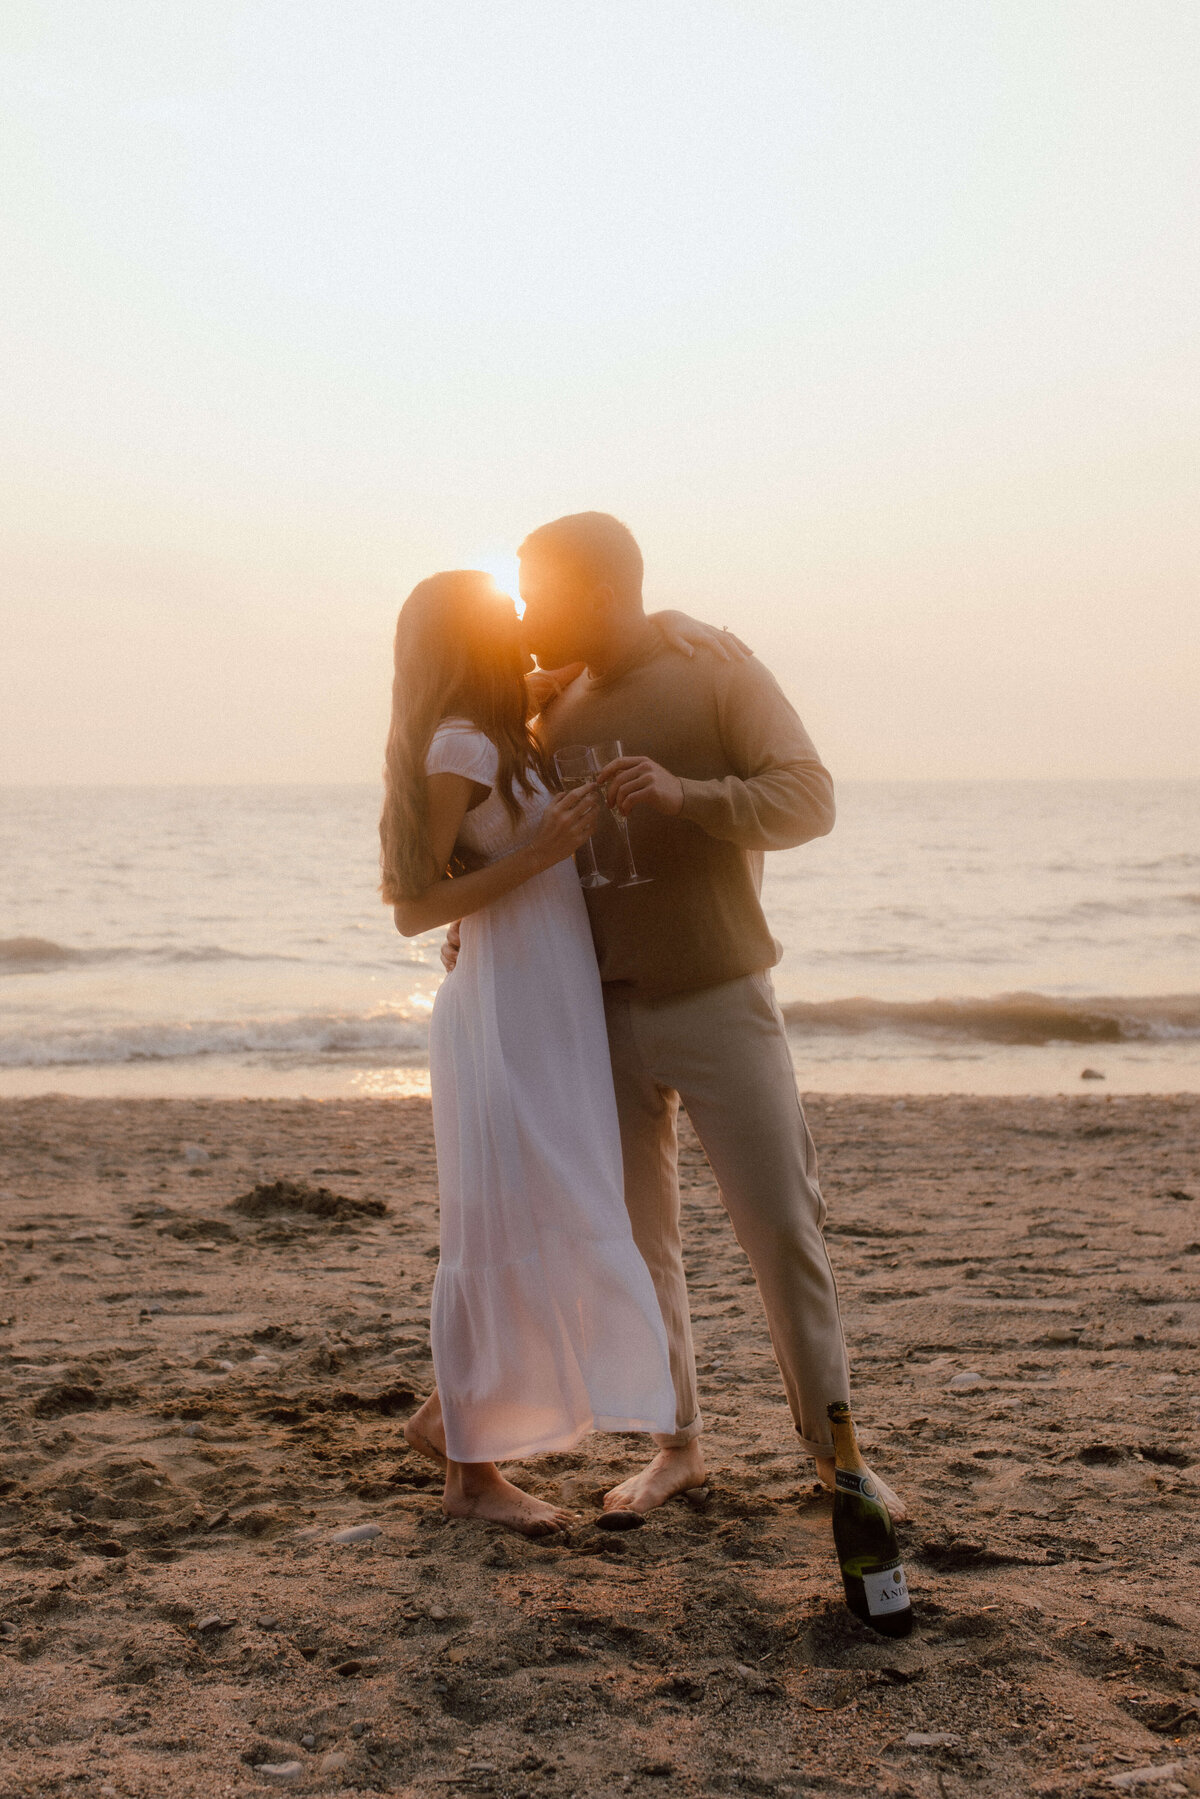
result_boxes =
[595,1509,645,1532]
[905,1731,961,1748]
[329,1522,382,1544]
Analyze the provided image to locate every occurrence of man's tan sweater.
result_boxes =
[540,634,835,998]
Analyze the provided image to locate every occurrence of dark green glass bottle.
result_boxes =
[827,1400,912,1637]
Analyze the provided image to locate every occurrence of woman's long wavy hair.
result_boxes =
[379,571,543,903]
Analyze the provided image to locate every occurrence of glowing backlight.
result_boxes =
[468,548,523,615]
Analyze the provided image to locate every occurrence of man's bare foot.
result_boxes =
[602,1441,707,1515]
[815,1455,909,1524]
[443,1462,574,1539]
[403,1392,447,1468]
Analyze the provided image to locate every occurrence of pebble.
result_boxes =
[196,1614,231,1633]
[946,1371,983,1391]
[318,1752,351,1775]
[350,1721,369,1738]
[182,1143,210,1163]
[257,1763,304,1781]
[0,1621,18,1640]
[905,1731,961,1748]
[428,1605,448,1620]
[182,1422,206,1438]
[257,1616,280,1632]
[330,1523,382,1544]
[300,1734,316,1749]
[1081,1067,1106,1081]
[1106,1768,1182,1792]
[595,1509,645,1532]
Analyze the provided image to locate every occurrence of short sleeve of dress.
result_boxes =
[424,720,499,788]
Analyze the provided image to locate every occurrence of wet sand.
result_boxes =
[1,1094,1198,1798]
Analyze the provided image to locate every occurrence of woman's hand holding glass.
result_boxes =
[529,783,604,873]
[551,746,610,888]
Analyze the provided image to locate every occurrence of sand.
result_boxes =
[1,1093,1198,1799]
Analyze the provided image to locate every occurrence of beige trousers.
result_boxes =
[603,970,850,1459]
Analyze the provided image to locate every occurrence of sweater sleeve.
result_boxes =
[676,658,836,850]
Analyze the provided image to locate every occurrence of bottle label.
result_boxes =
[863,1561,910,1617]
[835,1469,879,1500]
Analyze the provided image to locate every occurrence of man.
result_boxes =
[436,511,903,1519]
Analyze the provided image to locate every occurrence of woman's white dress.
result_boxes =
[425,720,676,1464]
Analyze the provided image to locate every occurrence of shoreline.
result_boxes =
[1,1093,1198,1796]
[3,1037,1199,1101]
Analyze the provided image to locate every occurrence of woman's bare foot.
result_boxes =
[403,1391,447,1468]
[602,1441,707,1515]
[443,1462,574,1539]
[815,1455,909,1523]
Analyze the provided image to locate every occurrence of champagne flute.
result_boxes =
[551,745,610,889]
[589,739,653,887]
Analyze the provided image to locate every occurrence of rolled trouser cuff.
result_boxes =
[796,1428,836,1459]
[652,1411,703,1449]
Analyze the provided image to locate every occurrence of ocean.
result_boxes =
[2,781,1198,1098]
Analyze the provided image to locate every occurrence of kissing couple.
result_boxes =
[380,511,903,1537]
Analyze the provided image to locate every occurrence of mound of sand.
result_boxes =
[229,1178,389,1222]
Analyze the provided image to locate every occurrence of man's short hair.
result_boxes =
[518,512,644,596]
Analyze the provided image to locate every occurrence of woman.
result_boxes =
[381,569,679,1536]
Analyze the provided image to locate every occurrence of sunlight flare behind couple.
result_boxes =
[379,512,904,1537]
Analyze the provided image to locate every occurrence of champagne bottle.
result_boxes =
[826,1400,912,1637]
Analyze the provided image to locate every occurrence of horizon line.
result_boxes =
[2,775,1200,794]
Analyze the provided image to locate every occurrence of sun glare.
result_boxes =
[469,548,523,615]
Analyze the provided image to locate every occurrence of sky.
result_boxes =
[3,1,1197,784]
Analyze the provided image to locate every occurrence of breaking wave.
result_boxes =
[0,936,89,970]
[0,937,411,973]
[780,992,1200,1046]
[0,1011,430,1069]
